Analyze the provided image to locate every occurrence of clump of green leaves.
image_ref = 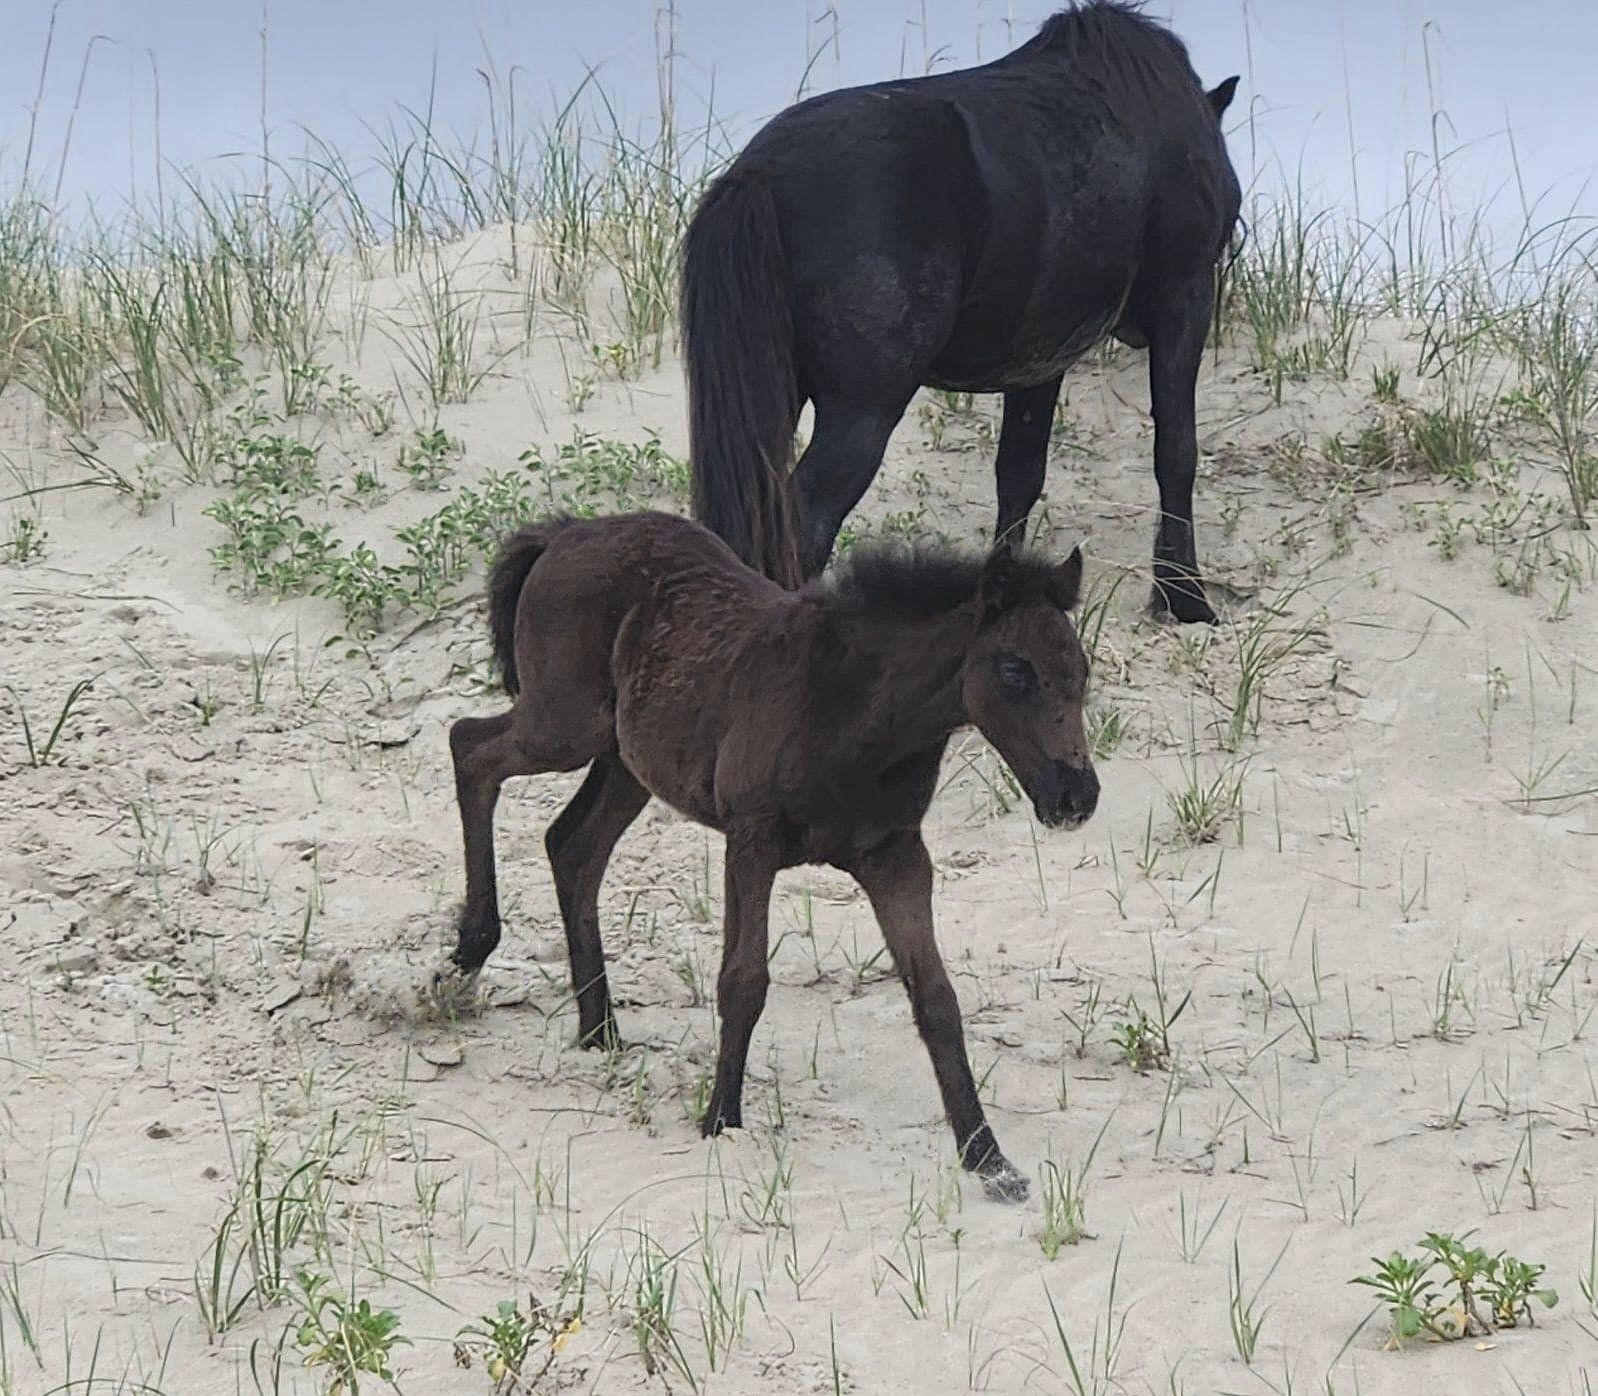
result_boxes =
[399,426,461,490]
[1351,1232,1557,1347]
[204,492,338,596]
[292,1268,408,1394]
[519,429,687,513]
[1110,1003,1169,1072]
[453,1295,580,1392]
[3,513,47,563]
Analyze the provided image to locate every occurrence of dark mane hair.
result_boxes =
[810,540,1068,618]
[1020,1,1194,87]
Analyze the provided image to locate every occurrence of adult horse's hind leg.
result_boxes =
[993,376,1064,549]
[702,840,778,1135]
[791,394,914,579]
[1146,274,1219,624]
[849,831,1028,1202]
[545,755,650,1049]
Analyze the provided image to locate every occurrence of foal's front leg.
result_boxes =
[546,756,650,1049]
[851,830,1027,1202]
[701,842,778,1136]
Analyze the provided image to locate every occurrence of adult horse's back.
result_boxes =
[683,0,1240,621]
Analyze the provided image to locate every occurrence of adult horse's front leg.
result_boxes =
[851,830,1027,1202]
[791,395,912,579]
[992,376,1064,549]
[702,841,778,1135]
[1147,275,1218,624]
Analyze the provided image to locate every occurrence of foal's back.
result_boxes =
[508,513,792,822]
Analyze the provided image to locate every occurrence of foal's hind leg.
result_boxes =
[1145,274,1218,624]
[448,711,524,978]
[849,831,1027,1202]
[545,756,650,1049]
[444,703,596,994]
[992,376,1064,549]
[791,394,914,579]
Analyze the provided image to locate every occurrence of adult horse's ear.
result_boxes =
[981,546,1021,618]
[1049,546,1084,612]
[1207,75,1240,120]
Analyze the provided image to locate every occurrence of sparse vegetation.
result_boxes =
[3,6,1596,1395]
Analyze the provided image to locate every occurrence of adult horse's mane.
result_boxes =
[1020,1,1195,88]
[811,541,1069,619]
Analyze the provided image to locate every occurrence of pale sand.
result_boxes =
[3,234,1596,1394]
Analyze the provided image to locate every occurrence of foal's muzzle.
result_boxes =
[1033,761,1100,830]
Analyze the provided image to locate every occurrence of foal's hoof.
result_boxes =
[428,960,482,1016]
[1149,581,1217,626]
[978,1159,1030,1204]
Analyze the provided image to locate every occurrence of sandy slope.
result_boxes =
[3,242,1597,1396]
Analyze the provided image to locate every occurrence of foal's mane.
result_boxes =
[1021,1,1194,85]
[810,541,1060,619]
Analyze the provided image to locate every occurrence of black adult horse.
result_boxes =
[683,0,1241,622]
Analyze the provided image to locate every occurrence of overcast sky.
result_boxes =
[4,1,1595,235]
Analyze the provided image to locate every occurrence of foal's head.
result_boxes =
[963,547,1099,829]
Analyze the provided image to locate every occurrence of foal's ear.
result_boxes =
[1048,546,1084,612]
[980,545,1022,618]
[1207,75,1240,120]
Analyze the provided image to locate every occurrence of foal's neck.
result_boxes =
[846,603,974,760]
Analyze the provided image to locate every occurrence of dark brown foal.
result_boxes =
[443,511,1099,1201]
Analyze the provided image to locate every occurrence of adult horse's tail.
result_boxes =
[682,172,802,588]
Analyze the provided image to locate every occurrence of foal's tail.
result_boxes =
[682,171,803,588]
[485,518,571,697]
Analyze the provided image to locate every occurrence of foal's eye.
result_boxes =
[997,656,1037,696]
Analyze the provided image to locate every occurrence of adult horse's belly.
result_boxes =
[926,280,1135,392]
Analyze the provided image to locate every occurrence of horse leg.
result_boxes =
[445,693,603,993]
[701,842,778,1135]
[849,831,1027,1202]
[448,711,525,977]
[1146,275,1218,624]
[790,395,913,579]
[993,376,1064,549]
[545,756,650,1049]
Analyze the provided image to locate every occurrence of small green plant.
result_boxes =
[319,544,406,637]
[1038,1119,1110,1258]
[1110,1003,1169,1072]
[219,432,323,497]
[6,677,96,767]
[519,429,688,513]
[1087,704,1126,759]
[398,426,461,490]
[3,513,46,562]
[453,1295,580,1392]
[292,1268,408,1394]
[1227,1237,1283,1366]
[1351,1233,1557,1348]
[1166,753,1246,846]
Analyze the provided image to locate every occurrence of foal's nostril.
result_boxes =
[1054,761,1099,821]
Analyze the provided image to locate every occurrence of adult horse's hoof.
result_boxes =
[979,1158,1030,1204]
[1149,580,1217,626]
